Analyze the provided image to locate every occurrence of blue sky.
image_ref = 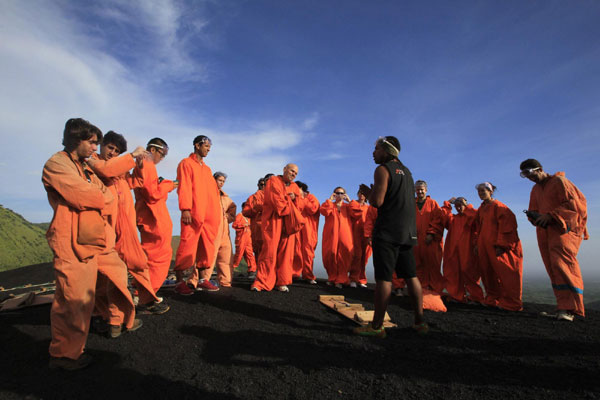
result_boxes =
[1,0,598,279]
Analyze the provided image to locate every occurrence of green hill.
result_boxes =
[0,205,53,271]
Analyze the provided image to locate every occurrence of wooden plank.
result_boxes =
[319,295,396,328]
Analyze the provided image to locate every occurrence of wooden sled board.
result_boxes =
[319,295,397,328]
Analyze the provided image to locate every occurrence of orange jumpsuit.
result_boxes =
[252,177,302,291]
[243,190,264,259]
[528,172,588,316]
[194,191,236,287]
[320,200,354,285]
[292,193,320,280]
[134,159,175,293]
[232,213,257,273]
[473,199,523,311]
[414,196,445,294]
[431,201,484,303]
[174,154,222,286]
[348,201,373,285]
[43,151,135,360]
[90,154,159,306]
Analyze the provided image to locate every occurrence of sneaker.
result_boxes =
[108,324,122,338]
[137,300,170,315]
[349,282,357,288]
[309,280,318,285]
[132,294,139,306]
[276,285,289,292]
[413,322,429,335]
[394,288,405,297]
[557,310,574,322]
[127,318,143,332]
[326,281,334,286]
[174,281,194,296]
[359,283,368,288]
[49,353,93,371]
[335,283,343,289]
[247,272,257,280]
[251,286,260,292]
[161,278,178,288]
[196,280,220,292]
[353,323,386,338]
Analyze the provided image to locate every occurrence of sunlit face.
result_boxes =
[283,165,298,183]
[149,147,166,165]
[100,142,121,161]
[195,141,211,158]
[454,202,465,214]
[358,192,366,202]
[525,169,544,184]
[215,175,226,189]
[75,135,98,160]
[415,184,427,201]
[477,187,492,201]
[258,180,265,190]
[372,143,387,164]
[334,187,346,202]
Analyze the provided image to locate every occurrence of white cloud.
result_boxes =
[0,1,305,227]
[302,112,319,130]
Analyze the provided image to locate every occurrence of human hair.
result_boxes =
[62,118,103,151]
[193,135,211,146]
[213,171,227,179]
[296,181,308,193]
[476,182,497,193]
[415,180,427,188]
[375,135,401,158]
[263,173,275,180]
[146,137,168,152]
[333,186,346,194]
[520,159,542,171]
[102,130,127,153]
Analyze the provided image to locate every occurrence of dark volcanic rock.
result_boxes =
[1,264,599,399]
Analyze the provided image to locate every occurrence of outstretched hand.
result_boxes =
[359,183,372,198]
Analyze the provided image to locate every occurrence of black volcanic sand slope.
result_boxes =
[1,264,599,400]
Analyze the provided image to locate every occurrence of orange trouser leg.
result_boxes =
[175,223,202,273]
[252,219,283,291]
[478,243,501,306]
[349,241,370,284]
[252,240,263,265]
[414,245,427,287]
[493,249,523,311]
[50,257,97,360]
[292,238,303,278]
[216,236,233,287]
[232,233,246,268]
[423,244,444,294]
[93,273,110,320]
[96,251,136,328]
[443,254,464,301]
[141,229,173,293]
[244,241,257,273]
[334,251,352,285]
[275,232,296,287]
[301,243,317,281]
[462,263,484,303]
[129,267,158,305]
[538,228,585,316]
[197,224,224,285]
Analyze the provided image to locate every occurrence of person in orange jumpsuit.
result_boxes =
[520,159,588,320]
[232,205,257,275]
[133,138,177,294]
[473,182,523,311]
[42,118,141,370]
[320,187,354,288]
[292,181,319,283]
[243,175,274,279]
[88,131,169,316]
[251,164,303,292]
[348,188,373,288]
[414,180,445,294]
[173,135,222,294]
[197,171,236,287]
[430,197,484,303]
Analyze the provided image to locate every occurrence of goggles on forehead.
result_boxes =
[198,137,212,145]
[520,167,540,178]
[375,136,400,157]
[148,143,168,156]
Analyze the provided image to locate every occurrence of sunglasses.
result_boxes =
[334,192,345,195]
[520,167,540,178]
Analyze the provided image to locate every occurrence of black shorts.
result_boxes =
[372,239,416,282]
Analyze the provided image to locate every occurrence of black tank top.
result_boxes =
[373,159,417,246]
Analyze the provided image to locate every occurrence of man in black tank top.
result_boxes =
[354,136,428,337]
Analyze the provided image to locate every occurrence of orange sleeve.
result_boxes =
[42,155,110,211]
[320,200,335,217]
[176,159,193,211]
[495,204,519,250]
[232,213,246,230]
[267,180,291,217]
[89,153,135,178]
[548,176,587,237]
[136,160,174,204]
[226,200,237,224]
[251,191,264,215]
[242,194,256,218]
[347,200,363,221]
[303,194,320,216]
[363,206,377,237]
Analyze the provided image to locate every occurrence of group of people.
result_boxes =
[42,118,589,368]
